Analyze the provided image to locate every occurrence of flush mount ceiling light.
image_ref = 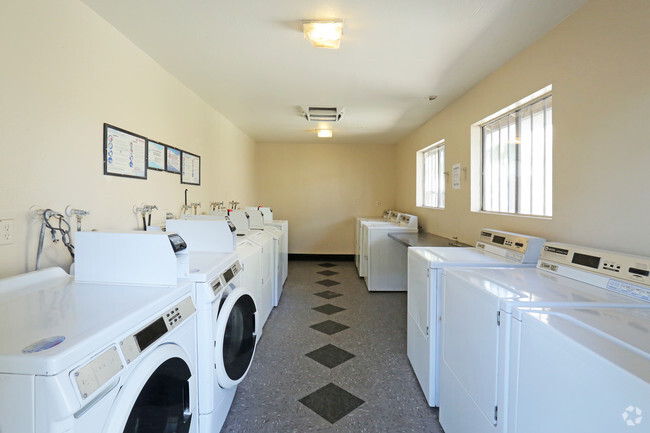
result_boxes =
[302,20,343,49]
[317,129,333,138]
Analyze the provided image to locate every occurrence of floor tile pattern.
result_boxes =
[317,270,339,276]
[221,260,442,433]
[312,304,346,315]
[310,320,350,336]
[315,279,340,287]
[313,290,342,299]
[299,383,365,424]
[318,263,337,268]
[305,344,355,369]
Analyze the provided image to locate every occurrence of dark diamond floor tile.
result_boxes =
[310,320,349,335]
[318,263,337,268]
[305,344,355,369]
[299,383,365,424]
[316,279,340,287]
[314,290,342,299]
[312,304,346,315]
[317,269,339,276]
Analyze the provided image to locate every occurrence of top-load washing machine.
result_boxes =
[0,233,198,433]
[354,210,392,272]
[76,229,259,433]
[363,213,418,291]
[256,206,289,286]
[438,243,650,433]
[407,229,545,406]
[504,305,650,433]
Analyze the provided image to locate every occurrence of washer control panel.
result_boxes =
[71,345,123,401]
[120,297,196,364]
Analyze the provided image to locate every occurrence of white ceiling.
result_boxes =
[81,0,587,145]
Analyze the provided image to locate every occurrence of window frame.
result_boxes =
[470,85,553,219]
[416,139,446,209]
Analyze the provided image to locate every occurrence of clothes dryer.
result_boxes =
[358,211,401,277]
[364,213,418,291]
[506,305,650,432]
[355,210,392,272]
[407,229,545,406]
[0,267,198,433]
[439,243,650,433]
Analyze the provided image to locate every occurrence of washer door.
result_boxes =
[104,344,196,433]
[215,287,258,389]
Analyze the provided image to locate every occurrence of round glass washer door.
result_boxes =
[214,287,258,389]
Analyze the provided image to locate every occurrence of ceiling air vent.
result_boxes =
[301,106,345,122]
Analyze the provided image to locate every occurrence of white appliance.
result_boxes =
[245,207,284,305]
[0,266,198,433]
[354,209,391,272]
[363,213,418,291]
[75,229,259,433]
[358,210,401,277]
[407,229,545,406]
[506,305,650,433]
[439,243,650,433]
[229,210,277,318]
[257,207,289,286]
[170,217,271,330]
[184,253,258,433]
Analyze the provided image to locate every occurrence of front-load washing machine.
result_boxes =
[407,229,545,406]
[363,213,418,291]
[228,210,277,319]
[0,266,198,433]
[184,252,258,433]
[255,206,289,285]
[168,218,270,331]
[438,243,650,433]
[245,208,284,306]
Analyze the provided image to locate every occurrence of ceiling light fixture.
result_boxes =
[302,20,343,49]
[317,129,333,138]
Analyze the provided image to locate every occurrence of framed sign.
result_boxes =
[166,146,181,174]
[103,123,147,179]
[148,141,166,171]
[181,151,201,185]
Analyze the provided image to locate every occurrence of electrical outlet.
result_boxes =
[0,219,14,246]
[376,201,381,206]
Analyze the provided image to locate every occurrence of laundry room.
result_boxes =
[0,0,648,432]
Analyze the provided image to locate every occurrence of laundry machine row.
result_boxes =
[407,229,545,407]
[438,242,650,433]
[0,230,260,433]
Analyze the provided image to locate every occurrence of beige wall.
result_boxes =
[0,0,257,277]
[256,142,396,254]
[395,0,650,257]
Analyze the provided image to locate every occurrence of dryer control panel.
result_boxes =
[539,243,650,288]
[477,229,545,264]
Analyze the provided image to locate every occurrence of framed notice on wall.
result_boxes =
[181,151,201,185]
[148,141,166,171]
[166,146,181,174]
[103,123,147,179]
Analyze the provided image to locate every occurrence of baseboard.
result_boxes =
[289,254,354,262]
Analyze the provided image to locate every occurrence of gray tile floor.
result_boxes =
[221,260,443,432]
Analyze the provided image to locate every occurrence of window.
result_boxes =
[474,89,552,217]
[416,140,445,208]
